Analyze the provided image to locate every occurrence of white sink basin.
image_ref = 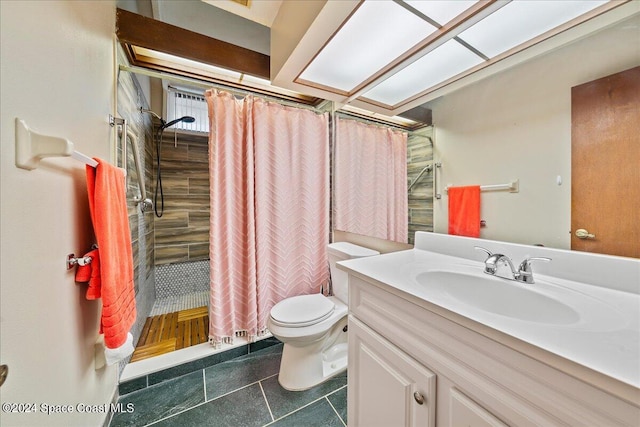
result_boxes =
[415,270,581,325]
[338,239,640,389]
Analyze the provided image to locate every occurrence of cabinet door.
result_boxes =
[349,316,436,427]
[449,388,509,427]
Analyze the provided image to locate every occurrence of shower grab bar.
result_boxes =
[110,116,127,172]
[112,116,153,213]
[408,165,432,192]
[434,162,442,199]
[444,180,519,194]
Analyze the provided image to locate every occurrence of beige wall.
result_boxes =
[429,14,640,249]
[0,1,118,426]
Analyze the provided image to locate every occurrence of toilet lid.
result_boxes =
[270,294,335,327]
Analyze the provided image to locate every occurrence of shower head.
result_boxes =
[140,107,163,122]
[160,116,196,131]
[140,108,195,131]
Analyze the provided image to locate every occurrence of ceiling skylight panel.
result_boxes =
[457,0,609,58]
[298,1,437,92]
[362,39,484,106]
[404,0,479,26]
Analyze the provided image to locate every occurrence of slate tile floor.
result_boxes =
[110,343,347,427]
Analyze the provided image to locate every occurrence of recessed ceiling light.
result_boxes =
[133,46,244,80]
[127,46,319,105]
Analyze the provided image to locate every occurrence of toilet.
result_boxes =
[267,242,379,391]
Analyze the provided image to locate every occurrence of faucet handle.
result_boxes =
[517,257,551,284]
[519,256,552,269]
[475,247,501,275]
[474,246,493,258]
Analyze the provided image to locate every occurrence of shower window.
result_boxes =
[166,87,210,134]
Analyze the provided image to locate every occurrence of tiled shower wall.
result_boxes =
[153,132,210,299]
[154,132,210,265]
[407,126,434,245]
[116,48,156,359]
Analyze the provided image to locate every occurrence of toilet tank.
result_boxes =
[328,242,379,304]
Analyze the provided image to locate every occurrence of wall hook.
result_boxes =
[67,253,93,270]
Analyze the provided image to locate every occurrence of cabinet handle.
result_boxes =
[413,391,425,405]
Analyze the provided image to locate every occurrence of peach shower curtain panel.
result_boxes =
[335,118,408,243]
[205,90,330,347]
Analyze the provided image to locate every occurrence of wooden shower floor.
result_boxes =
[130,306,209,363]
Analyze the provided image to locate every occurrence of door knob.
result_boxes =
[575,229,596,239]
[413,391,425,405]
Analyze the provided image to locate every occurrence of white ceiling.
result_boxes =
[137,0,638,118]
[270,0,637,115]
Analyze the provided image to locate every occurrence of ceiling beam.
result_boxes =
[116,8,270,80]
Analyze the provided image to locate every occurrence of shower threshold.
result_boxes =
[121,330,274,382]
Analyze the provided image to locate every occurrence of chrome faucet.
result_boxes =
[516,257,552,284]
[475,247,519,280]
[474,247,551,284]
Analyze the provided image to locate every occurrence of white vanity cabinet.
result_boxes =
[348,315,436,427]
[347,274,640,427]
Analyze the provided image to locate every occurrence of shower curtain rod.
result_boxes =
[335,111,417,133]
[119,65,326,114]
[120,65,428,130]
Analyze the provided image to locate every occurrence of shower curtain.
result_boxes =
[334,118,408,242]
[206,90,330,346]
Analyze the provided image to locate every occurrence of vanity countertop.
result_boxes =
[337,233,640,393]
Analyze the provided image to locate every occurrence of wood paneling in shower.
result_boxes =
[154,132,210,265]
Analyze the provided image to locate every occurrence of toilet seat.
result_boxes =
[270,294,335,328]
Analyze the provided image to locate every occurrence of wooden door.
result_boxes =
[571,66,640,258]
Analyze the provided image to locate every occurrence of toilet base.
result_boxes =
[277,317,348,391]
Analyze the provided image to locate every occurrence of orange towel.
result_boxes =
[448,185,481,237]
[74,248,102,299]
[86,159,136,350]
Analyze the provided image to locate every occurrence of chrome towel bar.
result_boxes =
[444,180,519,194]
